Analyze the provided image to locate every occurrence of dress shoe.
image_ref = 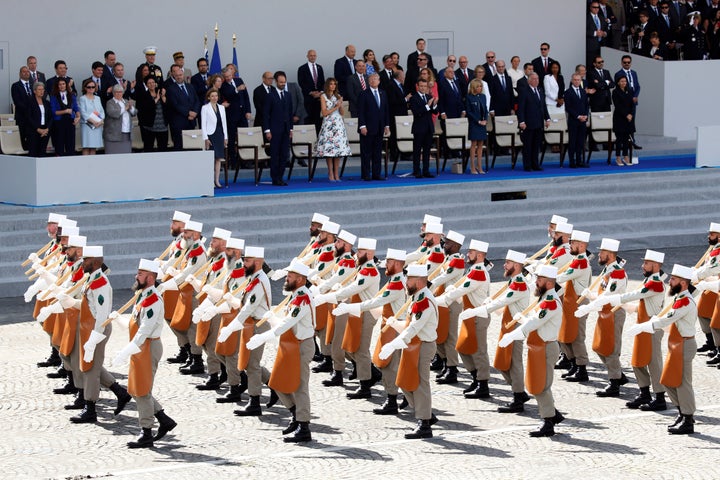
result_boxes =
[373,395,398,415]
[283,422,312,442]
[668,415,694,435]
[632,143,642,150]
[154,410,177,440]
[529,419,555,437]
[127,428,154,449]
[422,173,435,178]
[404,419,432,439]
[322,370,343,387]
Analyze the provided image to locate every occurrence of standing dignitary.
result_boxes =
[380,263,439,439]
[135,46,163,87]
[247,259,315,443]
[297,50,325,133]
[219,66,252,168]
[357,73,391,181]
[334,45,357,98]
[614,55,642,150]
[165,64,200,150]
[252,72,275,131]
[627,265,698,434]
[112,260,177,448]
[587,56,615,113]
[11,66,33,150]
[564,73,590,168]
[346,61,369,118]
[263,71,294,186]
[409,79,438,178]
[460,250,531,413]
[517,73,550,172]
[191,58,211,109]
[587,2,609,68]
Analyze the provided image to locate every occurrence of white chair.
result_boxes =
[492,115,523,169]
[181,129,205,150]
[342,101,351,118]
[290,124,317,182]
[442,117,481,173]
[541,113,569,166]
[394,115,440,175]
[0,126,28,155]
[237,126,271,185]
[588,111,615,165]
[0,114,17,127]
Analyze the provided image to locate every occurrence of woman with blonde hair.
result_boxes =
[465,79,488,174]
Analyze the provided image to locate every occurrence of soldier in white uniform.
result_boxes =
[112,259,177,448]
[460,250,531,413]
[405,214,442,264]
[628,265,698,435]
[691,223,720,360]
[437,239,492,398]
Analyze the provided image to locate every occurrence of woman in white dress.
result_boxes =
[313,78,351,182]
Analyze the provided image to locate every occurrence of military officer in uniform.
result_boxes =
[135,46,164,87]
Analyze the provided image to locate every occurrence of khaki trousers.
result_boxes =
[401,341,436,421]
[277,338,314,422]
[459,315,490,380]
[666,338,696,415]
[346,312,376,381]
[135,340,164,428]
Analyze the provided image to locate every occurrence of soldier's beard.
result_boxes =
[244,264,256,276]
[669,284,682,295]
[553,237,563,247]
[357,253,368,265]
[710,237,719,246]
[535,285,548,297]
[406,285,418,296]
[335,245,346,257]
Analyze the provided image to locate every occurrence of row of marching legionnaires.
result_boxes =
[23,211,720,445]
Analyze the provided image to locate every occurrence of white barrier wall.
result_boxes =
[0,151,213,206]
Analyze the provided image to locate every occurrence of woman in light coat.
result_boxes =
[201,88,228,188]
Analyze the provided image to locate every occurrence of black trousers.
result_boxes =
[360,133,383,179]
[412,132,433,175]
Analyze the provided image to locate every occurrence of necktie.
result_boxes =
[202,74,207,82]
[421,94,426,103]
[594,14,601,31]
[653,6,658,15]
[25,82,31,95]
[349,59,355,74]
[374,89,380,107]
[450,80,457,94]
[359,75,366,90]
[500,75,505,90]
[626,71,633,89]
[533,88,540,102]
[543,58,548,72]
[598,69,603,79]
[575,87,581,99]
[31,72,36,83]
[280,90,285,101]
[464,70,468,82]
[311,63,317,86]
[61,92,66,103]
[665,15,670,27]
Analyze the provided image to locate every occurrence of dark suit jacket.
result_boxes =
[564,86,589,123]
[587,68,614,111]
[407,51,434,71]
[45,76,77,96]
[378,69,396,91]
[346,73,368,117]
[190,73,210,103]
[455,67,475,97]
[586,12,608,50]
[612,87,635,136]
[219,78,251,124]
[437,77,464,118]
[26,98,53,130]
[631,21,656,57]
[357,88,390,135]
[481,62,497,77]
[11,80,33,122]
[263,88,293,135]
[517,86,549,129]
[333,56,356,96]
[614,69,641,100]
[531,56,557,83]
[409,92,437,135]
[297,63,325,100]
[385,79,409,117]
[253,84,271,128]
[165,80,200,129]
[516,76,530,95]
[135,88,168,128]
[28,71,46,86]
[489,72,515,115]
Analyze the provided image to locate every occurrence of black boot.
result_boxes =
[217,384,244,403]
[368,364,383,387]
[706,351,720,365]
[561,359,578,378]
[667,408,683,430]
[618,372,629,385]
[398,396,409,410]
[436,365,458,384]
[640,392,667,411]
[373,394,398,415]
[37,347,61,367]
[498,391,531,413]
[70,400,97,423]
[404,419,433,439]
[283,421,312,442]
[266,388,279,408]
[465,379,490,399]
[596,378,620,397]
[282,406,298,435]
[554,352,571,370]
[234,395,262,416]
[167,344,190,364]
[312,338,323,362]
[237,371,248,395]
[565,364,589,382]
[550,409,565,425]
[348,360,358,380]
[322,370,343,387]
[47,366,68,379]
[196,373,222,390]
[668,414,695,435]
[529,419,555,437]
[53,371,79,395]
[429,354,443,371]
[179,348,194,369]
[154,409,177,440]
[434,359,448,378]
[127,428,154,449]
[347,380,372,399]
[626,386,651,409]
[64,389,85,410]
[697,333,715,353]
[218,364,228,385]
[109,382,132,415]
[179,354,205,375]
[463,371,478,394]
[312,355,333,373]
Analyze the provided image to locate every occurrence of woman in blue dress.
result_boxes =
[465,78,488,174]
[78,78,105,155]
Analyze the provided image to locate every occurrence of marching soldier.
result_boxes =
[312,229,357,387]
[112,259,177,448]
[430,230,466,385]
[159,210,192,365]
[627,264,698,435]
[499,265,565,437]
[158,220,207,375]
[692,223,720,360]
[216,246,274,416]
[188,227,231,391]
[380,263,439,439]
[460,250,531,413]
[316,238,381,399]
[547,214,568,239]
[555,230,593,382]
[581,249,668,410]
[334,248,408,414]
[54,246,131,423]
[436,239,492,399]
[530,222,573,273]
[421,222,446,372]
[299,213,330,265]
[582,238,629,397]
[247,259,316,443]
[405,214,442,264]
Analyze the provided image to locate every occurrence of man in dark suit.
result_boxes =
[531,43,557,84]
[437,68,465,158]
[409,79,438,178]
[107,63,135,102]
[263,72,294,186]
[252,71,275,131]
[564,73,590,168]
[407,38,435,72]
[334,45,357,98]
[598,0,620,48]
[517,73,550,172]
[297,49,325,133]
[220,66,252,167]
[11,66,33,150]
[587,56,614,112]
[346,61,369,118]
[165,64,200,150]
[481,51,498,77]
[516,63,535,96]
[26,56,46,86]
[490,59,514,116]
[404,53,433,92]
[631,10,655,57]
[385,70,410,164]
[190,58,210,105]
[586,2,608,69]
[85,61,107,106]
[357,73,391,181]
[455,56,475,99]
[379,55,396,91]
[101,51,117,96]
[45,60,77,96]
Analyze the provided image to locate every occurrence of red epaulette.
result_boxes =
[245,277,260,292]
[338,257,356,268]
[509,278,527,291]
[141,293,160,307]
[610,269,626,280]
[467,268,487,282]
[89,275,108,290]
[448,257,465,269]
[211,257,225,271]
[428,250,445,264]
[569,258,588,269]
[359,265,378,276]
[539,299,558,310]
[386,279,404,290]
[643,278,665,293]
[551,247,567,259]
[230,267,245,279]
[673,296,690,309]
[292,292,311,306]
[71,268,85,283]
[411,297,430,314]
[187,245,205,258]
[710,247,720,257]
[318,250,335,262]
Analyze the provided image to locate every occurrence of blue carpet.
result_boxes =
[213,153,698,197]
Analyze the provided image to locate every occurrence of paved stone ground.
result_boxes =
[2,247,719,479]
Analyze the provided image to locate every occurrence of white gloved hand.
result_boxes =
[37,301,64,323]
[217,318,242,343]
[575,305,592,318]
[246,330,276,350]
[112,342,141,366]
[445,285,457,294]
[24,279,48,303]
[379,336,408,360]
[695,280,719,293]
[524,261,537,275]
[332,303,351,316]
[107,311,119,321]
[186,275,201,292]
[215,303,231,315]
[270,269,288,281]
[314,292,337,306]
[309,285,321,296]
[30,260,44,272]
[627,321,655,337]
[203,286,223,303]
[223,292,242,310]
[82,330,107,363]
[157,278,178,294]
[164,266,179,277]
[498,327,525,347]
[602,294,622,307]
[435,294,448,307]
[57,293,79,309]
[690,269,699,284]
[459,307,478,321]
[309,274,321,285]
[27,252,39,262]
[38,268,58,284]
[40,283,62,300]
[200,307,218,321]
